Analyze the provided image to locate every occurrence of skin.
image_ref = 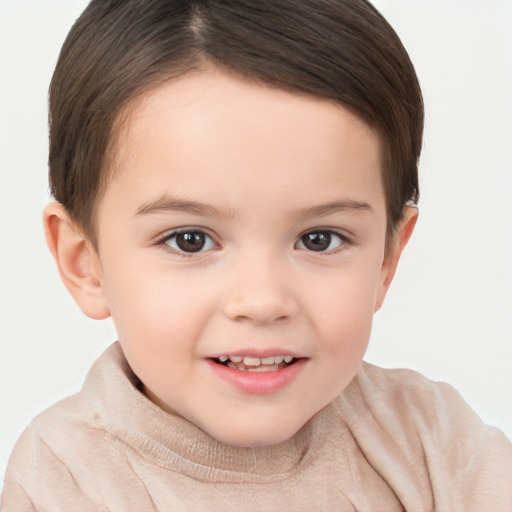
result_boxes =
[44,67,417,447]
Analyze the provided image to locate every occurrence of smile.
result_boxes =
[208,354,306,394]
[213,355,297,372]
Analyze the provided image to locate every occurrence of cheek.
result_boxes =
[306,261,382,362]
[104,269,210,400]
[102,258,221,364]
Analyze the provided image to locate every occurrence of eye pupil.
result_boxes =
[176,232,206,252]
[302,231,331,251]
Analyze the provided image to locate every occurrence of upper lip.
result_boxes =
[207,348,306,359]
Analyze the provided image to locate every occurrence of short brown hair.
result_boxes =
[49,0,423,247]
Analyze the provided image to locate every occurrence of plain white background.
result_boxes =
[1,0,511,482]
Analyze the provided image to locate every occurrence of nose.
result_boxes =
[222,253,298,325]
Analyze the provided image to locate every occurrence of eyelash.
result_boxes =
[295,228,350,254]
[156,227,351,256]
[156,228,218,257]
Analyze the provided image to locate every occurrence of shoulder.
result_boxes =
[4,343,131,470]
[344,362,471,428]
[2,344,128,511]
[2,393,103,511]
[345,362,507,445]
[332,362,512,510]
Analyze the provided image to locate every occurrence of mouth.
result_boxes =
[211,354,300,372]
[207,353,306,394]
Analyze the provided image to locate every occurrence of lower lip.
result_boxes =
[206,359,307,394]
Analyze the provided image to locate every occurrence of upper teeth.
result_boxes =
[217,355,294,365]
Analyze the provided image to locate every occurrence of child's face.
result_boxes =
[90,68,401,446]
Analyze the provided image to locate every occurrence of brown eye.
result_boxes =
[165,230,215,253]
[297,230,344,252]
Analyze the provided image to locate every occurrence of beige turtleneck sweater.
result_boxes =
[2,342,511,511]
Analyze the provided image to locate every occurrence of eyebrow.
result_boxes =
[136,196,373,219]
[292,200,373,220]
[136,196,223,217]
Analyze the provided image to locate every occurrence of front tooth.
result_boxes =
[248,366,274,372]
[229,355,243,363]
[284,355,294,363]
[243,356,261,366]
[274,356,284,364]
[261,356,275,365]
[218,356,228,362]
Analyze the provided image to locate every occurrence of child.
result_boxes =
[2,0,511,510]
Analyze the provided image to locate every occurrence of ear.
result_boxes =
[374,206,418,312]
[43,202,111,320]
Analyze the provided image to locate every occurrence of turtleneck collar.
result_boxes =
[81,342,328,483]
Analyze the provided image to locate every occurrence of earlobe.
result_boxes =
[374,206,418,312]
[43,202,111,320]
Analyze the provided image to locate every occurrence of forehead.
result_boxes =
[104,68,385,218]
